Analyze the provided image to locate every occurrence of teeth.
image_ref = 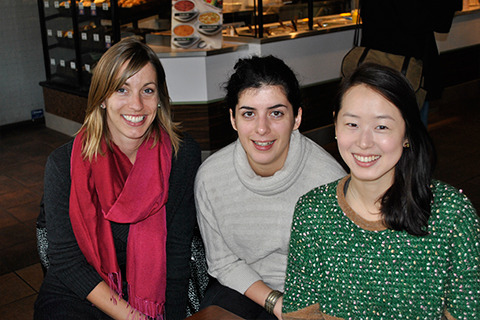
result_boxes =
[354,154,380,163]
[122,115,145,123]
[254,141,274,147]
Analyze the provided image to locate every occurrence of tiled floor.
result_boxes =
[0,82,479,319]
[0,121,72,318]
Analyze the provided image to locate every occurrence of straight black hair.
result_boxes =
[334,63,437,236]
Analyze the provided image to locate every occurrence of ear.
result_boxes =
[293,107,302,131]
[229,109,237,131]
[333,111,338,138]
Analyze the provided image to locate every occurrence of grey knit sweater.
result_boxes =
[195,130,346,295]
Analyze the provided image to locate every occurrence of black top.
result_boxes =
[41,133,201,320]
[360,0,461,100]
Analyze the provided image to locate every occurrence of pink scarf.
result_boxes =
[69,128,172,319]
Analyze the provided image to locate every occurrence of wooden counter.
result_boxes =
[185,306,244,320]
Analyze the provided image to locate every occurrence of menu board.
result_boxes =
[171,0,223,50]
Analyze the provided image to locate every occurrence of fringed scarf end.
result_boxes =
[128,286,165,320]
[107,272,123,304]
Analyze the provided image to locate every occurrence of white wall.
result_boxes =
[0,0,46,126]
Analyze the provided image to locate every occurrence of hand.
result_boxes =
[87,281,150,320]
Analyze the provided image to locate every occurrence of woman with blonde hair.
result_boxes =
[34,37,206,320]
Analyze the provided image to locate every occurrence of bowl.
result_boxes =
[196,12,222,35]
[173,0,198,22]
[172,24,200,48]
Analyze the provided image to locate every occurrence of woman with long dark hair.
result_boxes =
[282,63,479,319]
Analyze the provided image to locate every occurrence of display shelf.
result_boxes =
[38,0,166,93]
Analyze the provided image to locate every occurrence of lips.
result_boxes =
[252,140,275,151]
[254,140,274,147]
[354,154,380,163]
[122,114,146,124]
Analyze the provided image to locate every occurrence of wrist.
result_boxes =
[265,290,283,315]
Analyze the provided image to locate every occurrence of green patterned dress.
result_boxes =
[283,176,480,320]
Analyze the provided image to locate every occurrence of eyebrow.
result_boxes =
[239,104,288,110]
[341,112,396,121]
[123,80,157,87]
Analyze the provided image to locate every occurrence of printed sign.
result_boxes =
[171,0,223,50]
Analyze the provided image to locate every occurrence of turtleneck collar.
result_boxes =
[233,130,310,196]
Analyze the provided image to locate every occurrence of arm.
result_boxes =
[44,143,104,299]
[194,177,263,294]
[87,282,146,319]
[445,192,480,319]
[245,281,283,319]
[45,143,148,319]
[195,172,281,317]
[282,196,322,319]
[165,135,202,320]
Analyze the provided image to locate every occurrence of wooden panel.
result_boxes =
[172,101,236,151]
[43,87,87,124]
[300,80,341,133]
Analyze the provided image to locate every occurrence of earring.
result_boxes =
[335,136,337,140]
[157,103,161,108]
[404,142,410,148]
[100,104,105,109]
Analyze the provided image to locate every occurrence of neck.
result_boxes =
[346,177,391,221]
[112,138,140,164]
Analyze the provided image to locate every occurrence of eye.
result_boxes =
[270,110,284,118]
[144,87,155,94]
[376,125,388,130]
[117,87,127,94]
[346,123,358,128]
[242,111,255,118]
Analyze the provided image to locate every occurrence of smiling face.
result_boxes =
[230,85,302,177]
[336,84,407,189]
[104,62,159,153]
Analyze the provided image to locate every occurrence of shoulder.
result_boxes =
[298,179,341,203]
[196,141,235,181]
[290,180,342,238]
[431,180,475,210]
[49,139,74,161]
[171,132,201,174]
[430,180,479,226]
[294,179,341,217]
[176,132,201,162]
[45,139,74,176]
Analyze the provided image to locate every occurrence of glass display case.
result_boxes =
[222,0,351,38]
[37,0,169,93]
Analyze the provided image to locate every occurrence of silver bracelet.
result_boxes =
[264,290,283,315]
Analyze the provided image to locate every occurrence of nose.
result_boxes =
[357,129,374,149]
[255,114,270,135]
[128,93,144,111]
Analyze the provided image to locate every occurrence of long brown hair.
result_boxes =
[79,37,181,160]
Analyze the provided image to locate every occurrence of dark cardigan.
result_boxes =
[36,133,202,320]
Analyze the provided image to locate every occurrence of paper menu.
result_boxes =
[171,0,223,50]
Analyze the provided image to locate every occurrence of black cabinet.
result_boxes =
[38,0,169,94]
